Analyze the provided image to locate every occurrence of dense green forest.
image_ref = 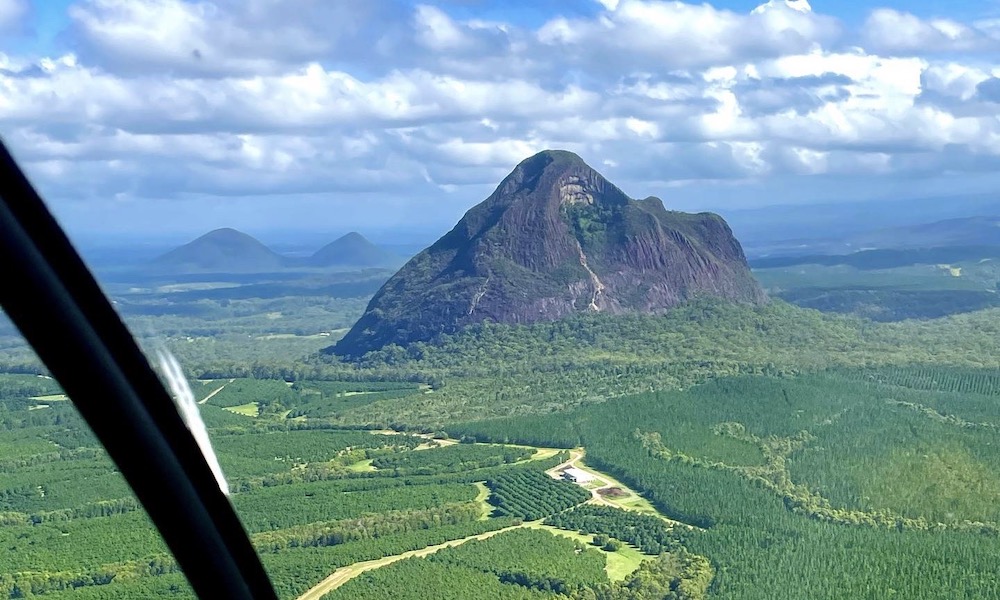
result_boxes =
[3,259,1000,600]
[546,506,682,555]
[447,371,1000,599]
[304,299,1000,426]
[0,373,604,599]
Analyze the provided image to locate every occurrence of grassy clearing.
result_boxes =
[525,523,645,582]
[564,452,683,525]
[473,482,491,519]
[224,402,260,417]
[611,494,660,515]
[346,459,375,473]
[530,448,561,461]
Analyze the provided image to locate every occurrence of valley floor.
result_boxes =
[299,440,682,599]
[297,523,525,600]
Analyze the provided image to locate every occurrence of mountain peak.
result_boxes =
[521,149,587,169]
[333,153,766,358]
[499,150,594,192]
[487,149,629,214]
[198,227,259,243]
[309,232,397,268]
[152,228,286,273]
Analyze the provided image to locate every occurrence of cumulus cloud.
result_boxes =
[68,0,402,76]
[862,9,1000,54]
[1,0,1000,236]
[538,0,840,72]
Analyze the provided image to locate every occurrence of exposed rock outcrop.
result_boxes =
[333,150,766,357]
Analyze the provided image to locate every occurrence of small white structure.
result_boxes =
[562,467,596,484]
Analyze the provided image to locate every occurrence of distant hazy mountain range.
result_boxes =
[151,228,400,273]
[845,216,1000,251]
[725,195,1000,258]
[734,209,1000,258]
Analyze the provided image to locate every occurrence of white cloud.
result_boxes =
[862,9,1000,54]
[751,0,812,15]
[414,5,468,51]
[1,0,1000,236]
[68,0,397,76]
[539,0,839,72]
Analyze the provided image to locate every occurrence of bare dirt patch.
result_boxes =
[598,487,628,499]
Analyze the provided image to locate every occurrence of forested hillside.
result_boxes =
[308,300,1000,426]
[447,370,1000,599]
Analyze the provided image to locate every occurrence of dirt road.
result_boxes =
[197,379,234,405]
[298,443,696,599]
[546,449,698,528]
[296,524,524,600]
[544,449,618,507]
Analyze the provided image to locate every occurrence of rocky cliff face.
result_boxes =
[333,150,766,357]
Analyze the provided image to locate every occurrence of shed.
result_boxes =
[562,467,596,483]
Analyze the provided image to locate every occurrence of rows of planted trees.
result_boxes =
[371,443,534,474]
[327,527,716,600]
[447,372,1000,599]
[327,529,608,599]
[546,506,683,556]
[487,470,592,521]
[0,382,596,599]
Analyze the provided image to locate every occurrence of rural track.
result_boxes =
[296,524,525,600]
[544,449,583,478]
[545,449,617,507]
[546,449,699,529]
[197,378,234,405]
[297,441,698,599]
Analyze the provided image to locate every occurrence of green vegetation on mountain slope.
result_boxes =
[305,299,1000,426]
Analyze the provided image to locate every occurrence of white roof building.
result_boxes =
[562,467,596,483]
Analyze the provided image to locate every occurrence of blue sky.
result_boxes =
[2,0,1000,244]
[12,1,1000,54]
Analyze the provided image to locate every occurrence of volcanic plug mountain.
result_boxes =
[333,150,766,358]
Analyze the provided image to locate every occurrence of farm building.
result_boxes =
[562,467,596,484]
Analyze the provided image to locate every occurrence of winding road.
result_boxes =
[295,443,693,599]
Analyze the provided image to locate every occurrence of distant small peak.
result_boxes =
[338,231,368,242]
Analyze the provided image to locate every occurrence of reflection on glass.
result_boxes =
[0,309,196,598]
